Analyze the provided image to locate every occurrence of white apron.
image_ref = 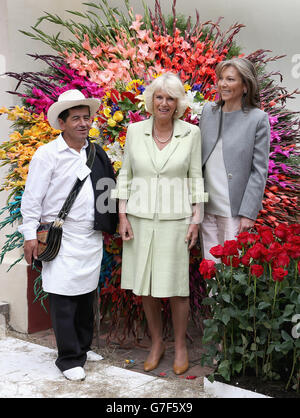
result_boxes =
[42,220,103,296]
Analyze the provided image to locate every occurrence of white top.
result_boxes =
[18,134,95,240]
[204,137,231,217]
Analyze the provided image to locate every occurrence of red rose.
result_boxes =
[290,224,300,235]
[248,243,267,260]
[199,259,216,280]
[272,251,290,268]
[284,243,300,259]
[264,241,282,263]
[250,264,264,278]
[241,253,251,266]
[287,235,300,245]
[274,224,290,241]
[272,267,288,282]
[209,245,223,259]
[237,232,258,247]
[260,229,275,246]
[221,255,240,267]
[223,240,239,257]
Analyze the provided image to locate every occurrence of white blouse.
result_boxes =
[204,136,232,217]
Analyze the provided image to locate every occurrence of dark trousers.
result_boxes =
[48,291,95,372]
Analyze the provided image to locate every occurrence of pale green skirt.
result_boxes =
[121,215,190,297]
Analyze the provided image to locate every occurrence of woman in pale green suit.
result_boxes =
[112,73,207,375]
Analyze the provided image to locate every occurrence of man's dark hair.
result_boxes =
[58,105,90,122]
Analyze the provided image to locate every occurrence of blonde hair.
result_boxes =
[144,72,188,119]
[215,58,260,110]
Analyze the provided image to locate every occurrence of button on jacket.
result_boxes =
[112,117,207,219]
[200,102,270,221]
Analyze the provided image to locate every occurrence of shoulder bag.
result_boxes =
[36,141,96,262]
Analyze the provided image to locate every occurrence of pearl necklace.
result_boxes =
[153,127,173,144]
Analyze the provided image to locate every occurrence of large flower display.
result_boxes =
[0,0,299,343]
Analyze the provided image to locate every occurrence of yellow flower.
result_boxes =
[9,147,17,153]
[107,118,117,128]
[113,160,122,171]
[118,135,126,148]
[113,111,124,122]
[104,107,111,118]
[89,127,100,138]
[0,149,6,159]
[0,106,9,114]
[15,180,26,187]
[184,84,191,92]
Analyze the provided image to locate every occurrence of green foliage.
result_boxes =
[201,261,300,392]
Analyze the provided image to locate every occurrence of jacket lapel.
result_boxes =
[143,117,157,170]
[202,106,222,166]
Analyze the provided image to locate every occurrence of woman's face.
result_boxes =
[217,65,245,106]
[153,89,178,122]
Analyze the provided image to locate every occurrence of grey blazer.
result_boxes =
[200,102,270,220]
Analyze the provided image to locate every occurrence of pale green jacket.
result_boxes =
[112,117,207,220]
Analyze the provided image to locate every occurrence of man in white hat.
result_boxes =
[18,89,118,381]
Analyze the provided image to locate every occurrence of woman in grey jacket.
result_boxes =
[199,58,270,261]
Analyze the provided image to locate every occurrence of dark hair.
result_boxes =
[214,58,260,111]
[58,105,90,122]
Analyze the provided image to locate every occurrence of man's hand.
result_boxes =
[24,239,38,264]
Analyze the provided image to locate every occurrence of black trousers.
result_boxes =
[48,291,95,372]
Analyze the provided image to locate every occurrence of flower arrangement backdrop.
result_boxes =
[0,0,299,344]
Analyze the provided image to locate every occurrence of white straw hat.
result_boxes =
[47,89,101,130]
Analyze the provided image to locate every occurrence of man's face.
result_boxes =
[58,106,92,142]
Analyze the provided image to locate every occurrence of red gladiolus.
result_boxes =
[272,267,288,282]
[209,244,223,259]
[250,264,264,278]
[199,259,216,280]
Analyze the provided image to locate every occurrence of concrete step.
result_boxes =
[0,302,9,338]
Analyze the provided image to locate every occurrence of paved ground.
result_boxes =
[1,320,214,399]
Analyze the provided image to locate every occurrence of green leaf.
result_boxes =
[281,330,294,342]
[222,293,231,303]
[218,360,231,382]
[221,312,231,325]
[258,301,271,309]
[233,361,243,373]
